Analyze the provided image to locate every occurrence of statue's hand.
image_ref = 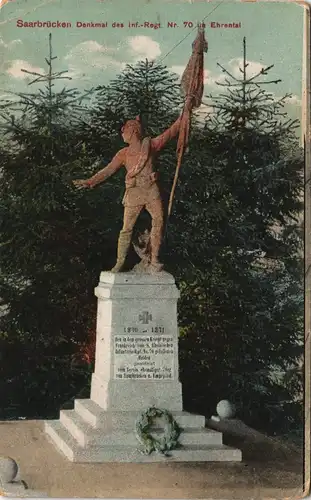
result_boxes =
[72,179,91,189]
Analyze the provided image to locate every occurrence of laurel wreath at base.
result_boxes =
[135,407,182,456]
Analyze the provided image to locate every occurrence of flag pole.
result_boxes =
[168,146,184,217]
[167,86,194,218]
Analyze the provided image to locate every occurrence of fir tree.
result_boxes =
[172,39,303,434]
[91,60,181,135]
[0,34,94,418]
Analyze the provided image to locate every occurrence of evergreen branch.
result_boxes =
[50,70,72,78]
[0,89,34,101]
[48,76,72,81]
[217,79,281,87]
[247,64,275,83]
[21,69,47,79]
[27,76,49,85]
[254,80,282,86]
[216,62,239,82]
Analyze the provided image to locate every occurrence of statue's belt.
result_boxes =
[125,171,159,189]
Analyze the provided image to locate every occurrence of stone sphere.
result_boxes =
[0,457,18,484]
[216,400,236,419]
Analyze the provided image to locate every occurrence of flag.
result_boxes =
[168,27,208,216]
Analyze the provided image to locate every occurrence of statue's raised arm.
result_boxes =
[151,115,182,153]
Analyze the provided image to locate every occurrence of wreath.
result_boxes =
[135,406,182,456]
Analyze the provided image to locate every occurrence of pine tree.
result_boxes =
[91,60,181,133]
[171,38,303,435]
[0,34,94,418]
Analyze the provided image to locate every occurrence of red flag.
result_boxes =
[168,28,208,216]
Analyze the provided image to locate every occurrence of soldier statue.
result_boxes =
[73,106,189,273]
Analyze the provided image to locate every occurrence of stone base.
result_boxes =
[45,272,242,463]
[45,398,242,463]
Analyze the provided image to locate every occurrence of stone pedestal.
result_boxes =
[45,272,242,462]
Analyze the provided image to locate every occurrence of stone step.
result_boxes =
[60,409,223,447]
[45,420,242,463]
[74,399,206,429]
[45,420,79,461]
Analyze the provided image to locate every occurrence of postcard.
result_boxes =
[0,0,307,498]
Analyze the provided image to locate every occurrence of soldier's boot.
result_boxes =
[110,230,132,273]
[150,224,164,272]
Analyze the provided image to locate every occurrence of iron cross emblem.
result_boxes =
[139,311,153,324]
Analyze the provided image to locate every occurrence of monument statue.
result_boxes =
[73,28,208,273]
[73,106,190,273]
[47,28,241,463]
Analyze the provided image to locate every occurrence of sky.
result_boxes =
[0,0,305,126]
